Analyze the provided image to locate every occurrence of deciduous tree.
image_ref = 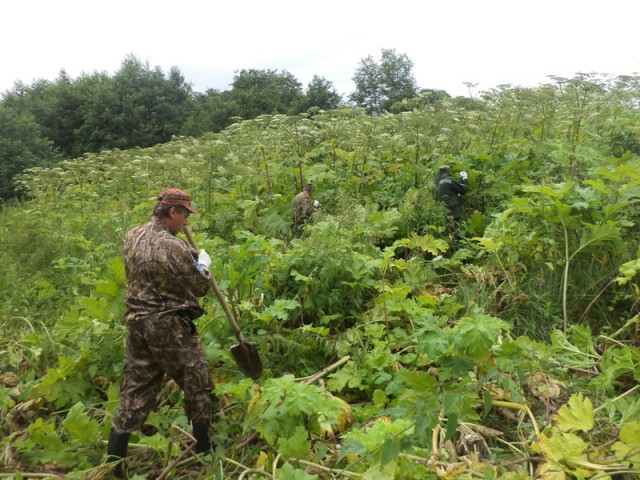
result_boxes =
[299,75,342,111]
[0,105,58,199]
[229,69,304,119]
[350,48,418,115]
[77,56,193,152]
[1,56,195,158]
[182,88,238,136]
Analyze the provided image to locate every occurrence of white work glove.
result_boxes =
[198,249,211,269]
[460,171,468,181]
[313,200,320,208]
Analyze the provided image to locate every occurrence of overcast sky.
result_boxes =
[2,0,639,99]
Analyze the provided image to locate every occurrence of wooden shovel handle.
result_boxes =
[183,226,245,343]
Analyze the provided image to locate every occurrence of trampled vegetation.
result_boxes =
[1,73,640,479]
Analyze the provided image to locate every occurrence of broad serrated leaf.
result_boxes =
[279,463,319,480]
[409,232,449,255]
[278,425,311,460]
[380,437,401,466]
[444,413,458,442]
[616,258,640,285]
[256,298,300,322]
[28,418,64,451]
[139,433,171,455]
[533,461,566,480]
[532,430,587,463]
[400,370,437,392]
[620,421,640,447]
[373,389,388,406]
[455,314,510,358]
[550,330,598,368]
[474,236,503,251]
[362,461,398,480]
[328,362,363,391]
[555,393,594,432]
[62,402,99,444]
[571,223,622,259]
[612,422,640,469]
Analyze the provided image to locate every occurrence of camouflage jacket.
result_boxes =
[292,191,314,227]
[123,216,211,323]
[432,172,469,219]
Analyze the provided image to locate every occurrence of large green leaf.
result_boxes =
[532,430,587,463]
[455,314,510,358]
[278,425,311,460]
[555,393,595,432]
[571,222,622,259]
[279,463,319,480]
[550,330,599,368]
[612,422,640,470]
[62,402,99,444]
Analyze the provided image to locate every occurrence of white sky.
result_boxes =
[2,0,639,99]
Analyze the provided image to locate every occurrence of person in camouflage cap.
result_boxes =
[292,182,318,237]
[106,189,215,477]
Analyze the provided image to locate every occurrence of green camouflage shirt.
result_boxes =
[292,191,314,228]
[123,216,211,322]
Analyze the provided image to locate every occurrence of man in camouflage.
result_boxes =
[432,165,469,221]
[292,182,318,237]
[106,189,215,477]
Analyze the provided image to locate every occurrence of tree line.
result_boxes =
[0,49,449,200]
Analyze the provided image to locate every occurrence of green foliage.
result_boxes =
[279,463,319,480]
[13,408,100,469]
[77,56,194,154]
[243,375,343,459]
[299,75,343,112]
[2,56,195,161]
[229,69,304,119]
[341,417,414,471]
[399,186,449,236]
[532,400,640,477]
[0,104,58,199]
[278,221,381,324]
[555,393,594,432]
[590,342,640,392]
[612,422,640,470]
[350,48,418,114]
[550,327,599,369]
[2,73,640,478]
[62,402,100,444]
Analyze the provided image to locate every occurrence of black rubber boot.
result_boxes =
[192,422,213,454]
[106,429,130,478]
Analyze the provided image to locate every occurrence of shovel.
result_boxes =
[184,226,263,380]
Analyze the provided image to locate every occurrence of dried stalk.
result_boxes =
[491,400,540,436]
[290,458,366,479]
[302,355,351,384]
[157,442,196,480]
[0,475,64,479]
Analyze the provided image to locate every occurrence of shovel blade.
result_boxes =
[231,341,263,380]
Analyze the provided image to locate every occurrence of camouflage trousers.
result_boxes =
[112,313,215,433]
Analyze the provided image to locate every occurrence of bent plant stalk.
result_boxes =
[562,221,570,334]
[258,144,273,195]
[491,400,540,437]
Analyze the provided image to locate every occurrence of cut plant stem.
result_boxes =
[290,458,366,479]
[297,355,351,384]
[157,442,196,480]
[491,400,540,436]
[594,385,639,413]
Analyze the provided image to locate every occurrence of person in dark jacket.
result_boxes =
[106,189,215,478]
[433,165,469,220]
